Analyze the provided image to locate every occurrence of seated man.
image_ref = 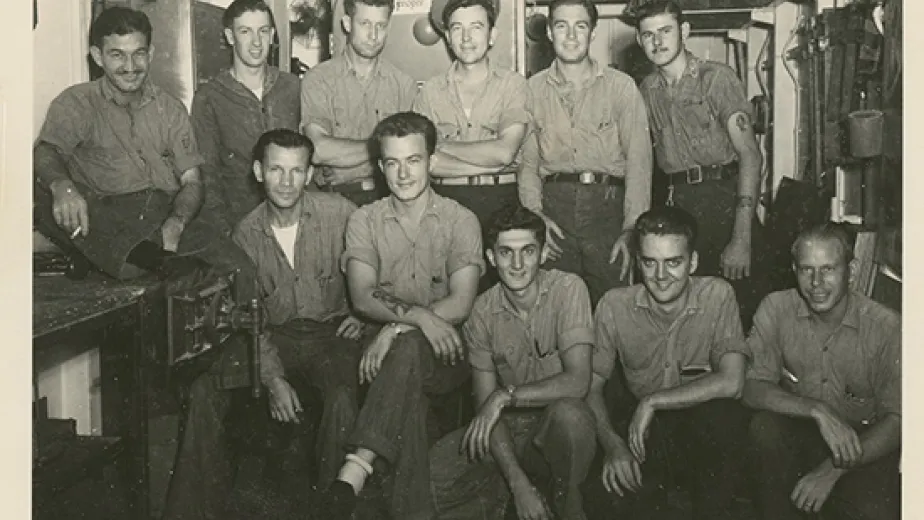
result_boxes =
[320,112,484,520]
[586,206,750,520]
[162,129,368,519]
[429,204,597,520]
[191,0,301,232]
[744,222,901,520]
[33,6,250,288]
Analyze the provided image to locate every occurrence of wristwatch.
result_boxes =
[504,384,516,407]
[388,322,404,335]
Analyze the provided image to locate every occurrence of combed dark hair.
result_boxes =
[548,0,599,29]
[344,0,394,16]
[442,0,498,31]
[631,0,684,29]
[631,206,698,255]
[90,7,153,49]
[222,0,276,30]
[370,111,438,157]
[484,205,547,251]
[252,128,315,164]
[791,222,856,264]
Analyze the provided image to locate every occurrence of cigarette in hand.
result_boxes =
[70,226,82,239]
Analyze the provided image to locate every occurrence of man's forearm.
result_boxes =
[646,371,742,411]
[356,286,465,327]
[742,379,822,419]
[490,418,531,489]
[34,142,73,187]
[431,151,501,178]
[170,177,205,224]
[586,384,629,454]
[812,414,901,477]
[730,114,763,241]
[438,140,515,169]
[311,134,371,168]
[510,367,591,408]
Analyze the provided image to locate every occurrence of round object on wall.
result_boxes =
[429,0,500,34]
[412,15,441,46]
[525,13,548,42]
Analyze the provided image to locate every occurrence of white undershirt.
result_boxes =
[271,222,299,269]
[252,85,264,100]
[463,107,472,118]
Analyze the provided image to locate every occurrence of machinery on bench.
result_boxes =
[166,271,264,398]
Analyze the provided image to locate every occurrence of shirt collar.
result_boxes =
[98,76,157,107]
[256,193,316,237]
[651,50,701,89]
[446,57,502,84]
[546,56,605,88]
[342,48,384,80]
[633,277,702,312]
[382,187,443,221]
[216,65,281,97]
[491,269,554,315]
[796,290,861,329]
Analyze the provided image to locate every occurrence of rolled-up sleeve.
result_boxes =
[300,71,333,133]
[592,297,620,379]
[707,66,753,125]
[615,79,652,229]
[556,276,594,353]
[165,99,204,175]
[745,295,783,383]
[709,282,749,365]
[498,77,531,131]
[464,310,495,373]
[340,208,379,272]
[446,209,485,276]
[874,322,902,417]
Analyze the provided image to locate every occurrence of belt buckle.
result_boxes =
[579,172,595,184]
[360,178,375,191]
[686,165,703,185]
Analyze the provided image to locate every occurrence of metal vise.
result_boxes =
[166,272,263,397]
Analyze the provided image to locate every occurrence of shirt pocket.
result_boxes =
[678,96,720,145]
[436,122,461,141]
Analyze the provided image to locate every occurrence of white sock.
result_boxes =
[337,454,373,494]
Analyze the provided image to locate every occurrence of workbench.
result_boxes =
[33,273,166,519]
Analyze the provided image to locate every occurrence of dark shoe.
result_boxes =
[159,254,217,296]
[314,480,358,520]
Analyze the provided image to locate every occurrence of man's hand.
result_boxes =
[812,403,863,468]
[161,216,186,252]
[50,180,89,237]
[720,237,751,280]
[267,377,302,423]
[414,308,462,366]
[628,397,656,463]
[608,230,633,281]
[460,389,509,461]
[510,477,553,520]
[602,442,643,497]
[358,325,398,384]
[540,215,565,264]
[790,462,845,514]
[336,314,365,340]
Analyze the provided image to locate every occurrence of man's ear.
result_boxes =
[681,21,691,42]
[590,26,597,42]
[305,165,315,185]
[223,27,234,47]
[341,15,352,34]
[689,250,699,275]
[428,153,437,173]
[90,46,103,68]
[488,26,498,47]
[486,248,497,268]
[253,160,264,182]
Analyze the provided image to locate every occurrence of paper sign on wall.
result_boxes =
[394,0,431,16]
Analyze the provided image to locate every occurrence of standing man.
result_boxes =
[32,6,253,289]
[163,129,366,519]
[519,0,652,306]
[414,0,530,289]
[744,222,901,520]
[300,0,418,207]
[191,0,301,233]
[429,204,597,520]
[634,0,768,329]
[319,112,484,520]
[587,206,751,520]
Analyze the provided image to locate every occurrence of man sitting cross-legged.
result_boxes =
[428,204,597,520]
[318,111,485,520]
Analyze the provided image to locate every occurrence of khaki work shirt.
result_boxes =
[594,276,748,398]
[465,269,594,387]
[746,289,902,425]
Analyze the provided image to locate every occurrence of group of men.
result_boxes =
[32,0,900,519]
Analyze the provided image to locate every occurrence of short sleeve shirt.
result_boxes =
[640,52,753,173]
[594,276,748,398]
[233,192,357,325]
[465,269,594,387]
[340,189,485,307]
[746,289,902,425]
[38,78,204,195]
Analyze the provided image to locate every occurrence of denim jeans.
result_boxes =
[748,411,901,520]
[582,397,751,520]
[430,398,598,520]
[541,182,628,307]
[163,320,365,520]
[346,329,471,520]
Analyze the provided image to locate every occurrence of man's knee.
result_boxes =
[546,398,596,440]
[379,330,428,376]
[748,410,792,451]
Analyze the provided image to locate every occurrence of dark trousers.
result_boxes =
[430,399,598,520]
[432,183,519,293]
[347,329,470,520]
[162,320,364,520]
[657,177,773,330]
[748,411,901,520]
[542,182,628,306]
[583,397,751,520]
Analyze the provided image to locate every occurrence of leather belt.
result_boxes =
[666,162,738,186]
[431,172,517,187]
[323,177,377,193]
[545,172,623,185]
